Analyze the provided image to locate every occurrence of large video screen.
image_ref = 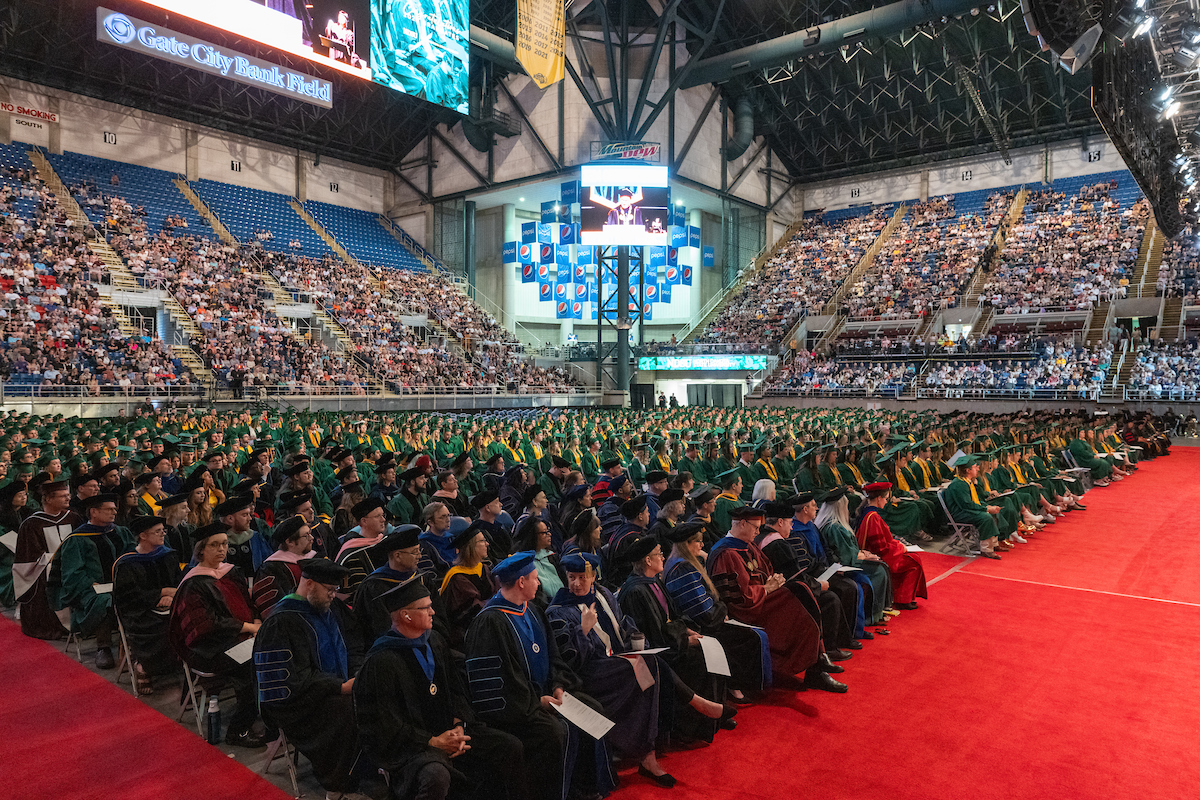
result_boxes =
[135,0,468,114]
[638,355,768,371]
[580,164,670,247]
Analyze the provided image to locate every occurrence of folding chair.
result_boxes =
[64,627,86,662]
[1059,450,1094,492]
[113,612,135,691]
[260,730,302,798]
[178,664,232,739]
[936,488,980,556]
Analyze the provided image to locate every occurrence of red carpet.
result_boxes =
[0,618,293,800]
[616,447,1200,800]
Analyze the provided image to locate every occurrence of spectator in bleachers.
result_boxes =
[694,206,893,350]
[842,194,1005,320]
[981,181,1146,313]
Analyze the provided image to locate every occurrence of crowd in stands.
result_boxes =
[1157,232,1200,302]
[764,335,1111,397]
[0,163,197,396]
[694,206,893,349]
[842,194,1004,320]
[980,180,1146,313]
[832,330,1038,357]
[57,164,581,393]
[763,352,914,395]
[1126,340,1200,400]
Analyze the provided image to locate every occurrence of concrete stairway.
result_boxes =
[679,218,808,343]
[174,179,239,245]
[1161,295,1185,343]
[1084,301,1112,346]
[1132,217,1165,294]
[965,188,1027,304]
[822,204,907,315]
[974,305,995,338]
[27,148,138,290]
[289,200,364,269]
[159,296,217,389]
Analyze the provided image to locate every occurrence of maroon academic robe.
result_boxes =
[706,535,822,676]
[855,507,927,604]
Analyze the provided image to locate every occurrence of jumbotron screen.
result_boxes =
[579,164,671,247]
[134,0,468,114]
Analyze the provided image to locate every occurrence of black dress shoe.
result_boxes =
[225,728,268,748]
[1074,503,1087,510]
[859,630,874,640]
[94,646,115,670]
[979,551,1001,560]
[638,765,677,788]
[826,648,853,661]
[894,601,919,609]
[844,640,864,650]
[802,670,849,693]
[719,704,738,722]
[718,718,737,731]
[817,653,844,673]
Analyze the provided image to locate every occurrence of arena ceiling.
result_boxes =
[0,0,1103,184]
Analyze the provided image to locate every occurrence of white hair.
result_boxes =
[815,494,850,532]
[752,479,776,503]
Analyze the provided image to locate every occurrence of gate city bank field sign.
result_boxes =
[97,8,333,108]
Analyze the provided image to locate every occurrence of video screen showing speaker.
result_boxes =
[579,164,670,247]
[135,0,469,114]
[137,1,372,77]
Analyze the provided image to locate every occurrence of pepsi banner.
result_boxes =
[539,242,555,264]
[671,205,686,228]
[520,262,536,284]
[667,246,679,266]
[521,222,537,244]
[502,241,518,263]
[643,283,660,303]
[555,244,571,266]
[556,299,572,319]
[682,265,693,286]
[670,226,687,248]
[561,180,580,205]
[518,242,534,264]
[572,264,587,283]
[537,262,554,286]
[538,223,553,244]
[689,226,701,249]
[660,282,672,303]
[662,264,681,285]
[641,302,653,321]
[554,283,569,303]
[702,246,715,267]
[573,282,590,303]
[647,247,666,269]
[541,201,560,223]
[558,223,577,245]
[538,281,553,302]
[577,246,594,266]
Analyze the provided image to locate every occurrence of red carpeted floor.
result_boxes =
[616,447,1200,800]
[0,619,293,800]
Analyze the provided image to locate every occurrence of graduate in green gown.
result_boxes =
[942,455,1003,558]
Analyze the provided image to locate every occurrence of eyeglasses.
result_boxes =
[408,604,435,613]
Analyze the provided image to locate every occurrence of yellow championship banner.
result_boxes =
[516,0,565,89]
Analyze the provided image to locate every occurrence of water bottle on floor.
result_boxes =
[206,696,221,745]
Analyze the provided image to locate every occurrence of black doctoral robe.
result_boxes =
[617,574,721,742]
[465,595,614,800]
[354,629,526,800]
[255,596,360,793]
[112,545,182,675]
[757,531,854,651]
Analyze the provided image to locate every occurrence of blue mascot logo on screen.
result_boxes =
[103,13,137,44]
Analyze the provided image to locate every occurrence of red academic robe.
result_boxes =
[855,507,927,604]
[706,536,822,676]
